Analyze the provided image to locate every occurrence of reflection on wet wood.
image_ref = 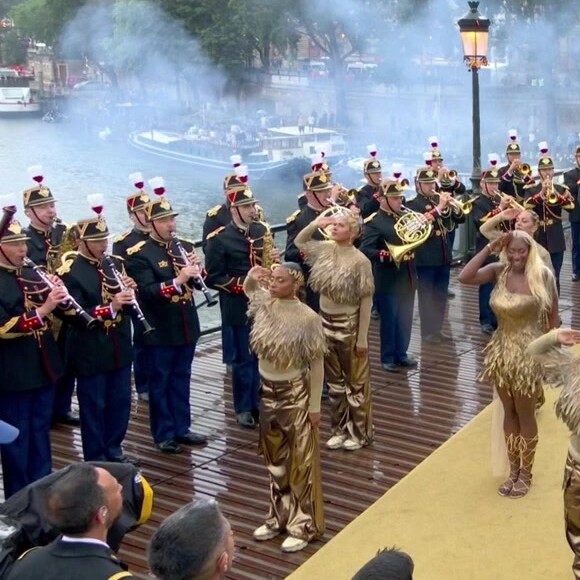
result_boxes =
[15,265,580,578]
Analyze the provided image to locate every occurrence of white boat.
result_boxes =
[128,125,348,180]
[0,87,41,116]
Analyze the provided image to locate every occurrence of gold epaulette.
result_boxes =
[206,226,225,241]
[206,204,221,217]
[16,546,41,561]
[113,230,131,243]
[107,572,134,580]
[363,212,377,224]
[286,209,300,224]
[56,251,78,275]
[126,240,147,256]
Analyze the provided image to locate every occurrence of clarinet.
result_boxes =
[170,233,218,307]
[22,258,97,329]
[102,256,154,335]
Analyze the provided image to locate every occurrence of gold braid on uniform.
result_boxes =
[248,293,326,371]
[302,241,374,305]
[555,351,580,436]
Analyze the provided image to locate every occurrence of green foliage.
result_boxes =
[0,28,26,63]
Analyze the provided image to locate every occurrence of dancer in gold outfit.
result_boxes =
[458,231,558,498]
[527,327,580,578]
[528,328,580,580]
[244,262,326,553]
[294,211,374,451]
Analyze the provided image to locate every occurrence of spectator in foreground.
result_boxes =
[148,499,235,580]
[352,547,414,580]
[6,463,130,580]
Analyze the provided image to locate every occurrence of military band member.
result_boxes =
[498,130,534,202]
[112,174,151,403]
[359,180,419,371]
[563,145,580,281]
[244,263,326,553]
[470,169,511,335]
[0,217,65,497]
[524,146,574,293]
[295,210,374,450]
[126,196,208,453]
[205,186,272,429]
[21,169,79,427]
[407,168,464,343]
[285,171,333,312]
[59,207,135,463]
[356,145,382,219]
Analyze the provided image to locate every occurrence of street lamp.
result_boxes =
[457,1,490,198]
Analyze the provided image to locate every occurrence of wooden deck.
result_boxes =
[40,263,578,578]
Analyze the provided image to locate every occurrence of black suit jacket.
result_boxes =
[357,183,380,219]
[111,227,149,258]
[563,166,580,222]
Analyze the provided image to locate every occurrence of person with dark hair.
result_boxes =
[352,547,414,580]
[148,499,234,580]
[6,463,131,579]
[244,262,326,552]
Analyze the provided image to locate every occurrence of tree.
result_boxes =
[0,28,27,63]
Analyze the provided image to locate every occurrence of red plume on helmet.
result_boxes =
[148,176,165,196]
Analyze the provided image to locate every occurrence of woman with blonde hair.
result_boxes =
[294,210,374,451]
[458,231,558,498]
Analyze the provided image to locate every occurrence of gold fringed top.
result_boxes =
[296,222,374,306]
[246,282,327,371]
[528,329,580,437]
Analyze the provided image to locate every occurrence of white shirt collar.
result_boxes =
[60,535,110,549]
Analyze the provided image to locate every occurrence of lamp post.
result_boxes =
[457,1,490,257]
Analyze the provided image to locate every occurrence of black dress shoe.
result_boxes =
[396,356,418,368]
[236,412,256,429]
[108,454,141,466]
[156,440,183,454]
[423,334,442,344]
[53,411,80,426]
[382,362,399,372]
[481,324,495,335]
[175,432,208,446]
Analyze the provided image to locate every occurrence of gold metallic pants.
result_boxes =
[321,310,373,445]
[564,451,580,579]
[259,374,325,541]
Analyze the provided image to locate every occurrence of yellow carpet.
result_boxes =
[289,389,572,580]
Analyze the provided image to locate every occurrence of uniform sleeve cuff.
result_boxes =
[91,304,115,319]
[17,310,44,332]
[160,281,180,297]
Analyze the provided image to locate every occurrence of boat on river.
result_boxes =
[128,125,348,180]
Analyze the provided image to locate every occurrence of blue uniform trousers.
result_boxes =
[133,345,150,395]
[416,265,451,338]
[479,282,497,328]
[52,373,75,417]
[146,343,196,443]
[221,325,235,366]
[570,222,580,277]
[231,325,260,414]
[550,251,564,295]
[76,366,131,461]
[0,385,54,499]
[376,290,415,365]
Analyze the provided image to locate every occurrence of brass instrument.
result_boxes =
[333,184,358,206]
[101,255,154,335]
[543,179,559,205]
[23,257,97,329]
[492,191,526,212]
[49,219,78,275]
[317,199,357,239]
[515,162,531,176]
[171,233,218,307]
[431,191,471,215]
[386,209,433,267]
[439,169,458,186]
[260,224,278,269]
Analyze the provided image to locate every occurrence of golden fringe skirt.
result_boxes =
[321,310,373,445]
[259,373,325,541]
[564,450,580,579]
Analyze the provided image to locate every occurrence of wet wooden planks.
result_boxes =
[14,264,580,578]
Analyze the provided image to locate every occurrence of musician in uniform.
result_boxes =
[359,179,419,372]
[112,181,151,403]
[524,146,574,293]
[0,216,66,497]
[59,210,135,463]
[22,174,79,427]
[356,146,382,219]
[125,196,208,453]
[563,145,580,281]
[406,168,464,343]
[205,186,272,429]
[470,168,511,334]
[498,130,534,202]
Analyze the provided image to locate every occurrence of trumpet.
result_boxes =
[439,169,458,186]
[431,191,471,214]
[515,162,531,176]
[101,255,154,335]
[492,191,526,212]
[386,208,432,267]
[171,233,218,307]
[23,257,97,329]
[543,179,559,205]
[332,184,358,206]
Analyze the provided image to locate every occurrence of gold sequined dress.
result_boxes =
[481,270,546,397]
